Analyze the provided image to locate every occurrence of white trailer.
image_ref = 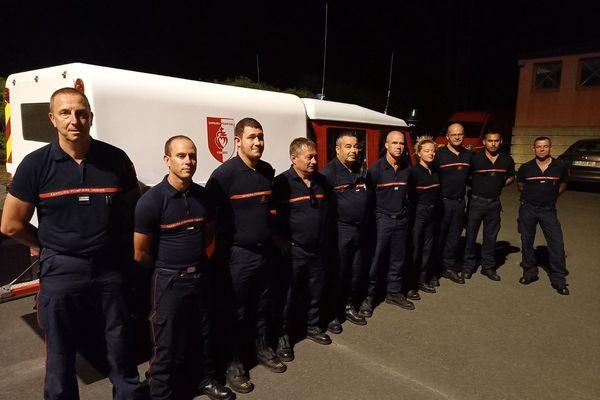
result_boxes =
[1,62,412,300]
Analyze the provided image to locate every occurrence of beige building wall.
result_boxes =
[511,51,600,168]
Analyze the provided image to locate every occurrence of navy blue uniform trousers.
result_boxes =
[223,245,271,362]
[37,249,141,400]
[411,204,436,285]
[463,197,502,272]
[280,244,325,331]
[518,201,568,286]
[439,198,465,271]
[328,221,365,317]
[148,267,213,400]
[367,213,408,296]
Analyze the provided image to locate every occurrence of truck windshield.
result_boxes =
[448,121,483,139]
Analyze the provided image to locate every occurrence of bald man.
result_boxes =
[360,131,414,317]
[432,123,472,285]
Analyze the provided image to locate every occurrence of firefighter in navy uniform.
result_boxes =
[517,136,570,295]
[272,138,332,362]
[462,132,515,281]
[0,88,144,400]
[206,117,286,394]
[359,131,413,317]
[321,131,369,333]
[134,136,233,400]
[433,123,472,285]
[407,137,440,297]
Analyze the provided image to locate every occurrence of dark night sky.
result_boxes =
[4,0,600,130]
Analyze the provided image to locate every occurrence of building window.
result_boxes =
[579,57,600,87]
[534,61,561,90]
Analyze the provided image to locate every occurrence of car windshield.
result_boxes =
[568,140,600,154]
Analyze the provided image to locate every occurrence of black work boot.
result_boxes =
[276,334,294,362]
[359,296,374,318]
[255,336,287,373]
[345,304,367,325]
[226,358,254,394]
[199,378,235,400]
[306,326,332,345]
[385,292,415,310]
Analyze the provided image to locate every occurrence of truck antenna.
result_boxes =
[320,3,328,100]
[256,54,261,89]
[384,52,394,114]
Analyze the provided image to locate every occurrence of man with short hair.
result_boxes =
[462,132,515,281]
[272,138,332,362]
[321,132,369,333]
[1,87,144,400]
[517,137,570,295]
[206,117,286,394]
[360,131,413,317]
[134,136,234,400]
[433,123,472,285]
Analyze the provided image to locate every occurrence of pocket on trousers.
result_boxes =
[36,292,51,332]
[38,251,57,278]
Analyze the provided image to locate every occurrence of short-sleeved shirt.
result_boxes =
[321,157,369,224]
[433,146,472,199]
[517,157,568,206]
[272,166,330,251]
[470,152,515,199]
[134,176,215,269]
[9,139,138,256]
[366,156,410,216]
[206,155,275,247]
[409,163,441,205]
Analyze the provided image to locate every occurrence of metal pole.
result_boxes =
[320,3,328,100]
[384,52,394,114]
[256,54,261,89]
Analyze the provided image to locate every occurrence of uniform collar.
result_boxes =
[286,165,315,183]
[50,138,96,162]
[234,154,260,171]
[334,156,358,173]
[161,175,188,198]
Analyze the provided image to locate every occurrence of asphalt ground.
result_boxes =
[1,184,599,400]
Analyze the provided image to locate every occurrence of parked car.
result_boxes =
[557,139,600,184]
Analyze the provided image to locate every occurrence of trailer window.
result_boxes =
[307,122,317,144]
[21,103,55,142]
[326,128,366,163]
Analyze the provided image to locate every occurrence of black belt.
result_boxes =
[290,241,320,253]
[233,242,269,252]
[156,265,202,275]
[471,194,499,202]
[442,196,463,201]
[378,212,406,220]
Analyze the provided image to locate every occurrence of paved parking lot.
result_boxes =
[1,184,599,399]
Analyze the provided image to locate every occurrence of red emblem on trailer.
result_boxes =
[207,117,235,163]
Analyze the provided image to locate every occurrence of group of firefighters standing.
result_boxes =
[0,88,570,400]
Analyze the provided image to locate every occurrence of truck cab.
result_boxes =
[435,111,513,153]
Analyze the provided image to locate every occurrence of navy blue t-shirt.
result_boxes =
[272,166,330,251]
[9,139,138,256]
[206,155,275,247]
[409,163,441,205]
[321,157,369,224]
[433,145,472,199]
[366,156,410,216]
[517,158,568,206]
[134,176,215,269]
[470,152,515,199]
